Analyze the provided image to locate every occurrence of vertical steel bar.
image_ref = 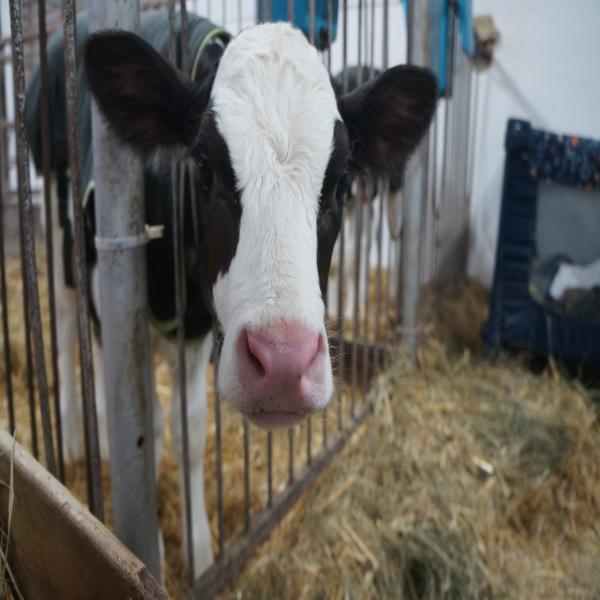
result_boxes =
[9,0,57,476]
[326,0,333,73]
[401,0,431,363]
[287,427,294,484]
[38,0,65,482]
[63,0,104,520]
[89,0,160,575]
[21,278,37,458]
[266,430,273,507]
[351,187,363,417]
[362,185,372,395]
[287,0,294,22]
[369,0,375,77]
[238,0,242,33]
[357,0,363,85]
[243,419,251,531]
[213,331,225,559]
[265,0,272,22]
[374,180,385,370]
[0,176,14,433]
[167,0,194,578]
[321,0,334,452]
[0,29,14,428]
[307,0,316,459]
[336,0,348,431]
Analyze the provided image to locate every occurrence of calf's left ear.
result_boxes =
[338,65,437,179]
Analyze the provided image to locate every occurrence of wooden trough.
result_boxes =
[0,428,167,599]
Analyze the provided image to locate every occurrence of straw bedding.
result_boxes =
[1,255,599,599]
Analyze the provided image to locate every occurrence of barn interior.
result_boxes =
[0,1,599,599]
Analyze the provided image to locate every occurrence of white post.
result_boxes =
[88,0,161,578]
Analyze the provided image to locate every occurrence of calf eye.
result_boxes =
[197,155,214,191]
[335,169,350,204]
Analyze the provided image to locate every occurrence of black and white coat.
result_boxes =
[30,12,436,576]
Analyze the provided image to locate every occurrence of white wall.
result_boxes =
[468,0,600,286]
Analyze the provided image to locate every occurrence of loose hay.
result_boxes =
[2,252,600,599]
[222,282,600,599]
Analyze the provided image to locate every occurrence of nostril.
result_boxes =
[245,330,267,378]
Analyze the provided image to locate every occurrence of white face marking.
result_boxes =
[209,23,340,415]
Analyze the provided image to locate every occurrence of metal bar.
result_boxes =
[0,176,14,433]
[238,0,242,32]
[400,0,431,363]
[307,417,312,466]
[369,0,375,76]
[21,279,37,458]
[9,0,57,476]
[362,186,373,396]
[335,218,345,432]
[351,187,364,417]
[287,427,294,484]
[167,0,195,578]
[383,0,389,69]
[326,0,333,72]
[266,430,273,507]
[38,0,64,482]
[193,402,373,599]
[213,332,225,559]
[374,182,385,370]
[243,419,251,531]
[287,0,293,22]
[309,0,315,45]
[63,0,105,522]
[357,0,363,85]
[336,0,348,431]
[89,0,160,576]
[265,0,271,22]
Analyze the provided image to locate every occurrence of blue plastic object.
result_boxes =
[257,0,339,50]
[483,119,600,369]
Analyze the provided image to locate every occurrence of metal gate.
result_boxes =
[1,0,475,596]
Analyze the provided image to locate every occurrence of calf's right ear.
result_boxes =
[85,31,201,160]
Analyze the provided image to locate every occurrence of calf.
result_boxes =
[28,11,436,576]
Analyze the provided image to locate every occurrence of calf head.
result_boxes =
[85,22,436,428]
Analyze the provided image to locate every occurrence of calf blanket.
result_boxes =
[26,11,231,339]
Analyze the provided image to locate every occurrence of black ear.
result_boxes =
[85,31,201,158]
[338,65,437,180]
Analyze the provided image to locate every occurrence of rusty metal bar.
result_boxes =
[287,0,293,21]
[9,0,57,476]
[266,430,273,508]
[309,0,315,44]
[243,419,251,531]
[63,0,104,520]
[38,0,64,482]
[167,0,194,578]
[213,330,225,559]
